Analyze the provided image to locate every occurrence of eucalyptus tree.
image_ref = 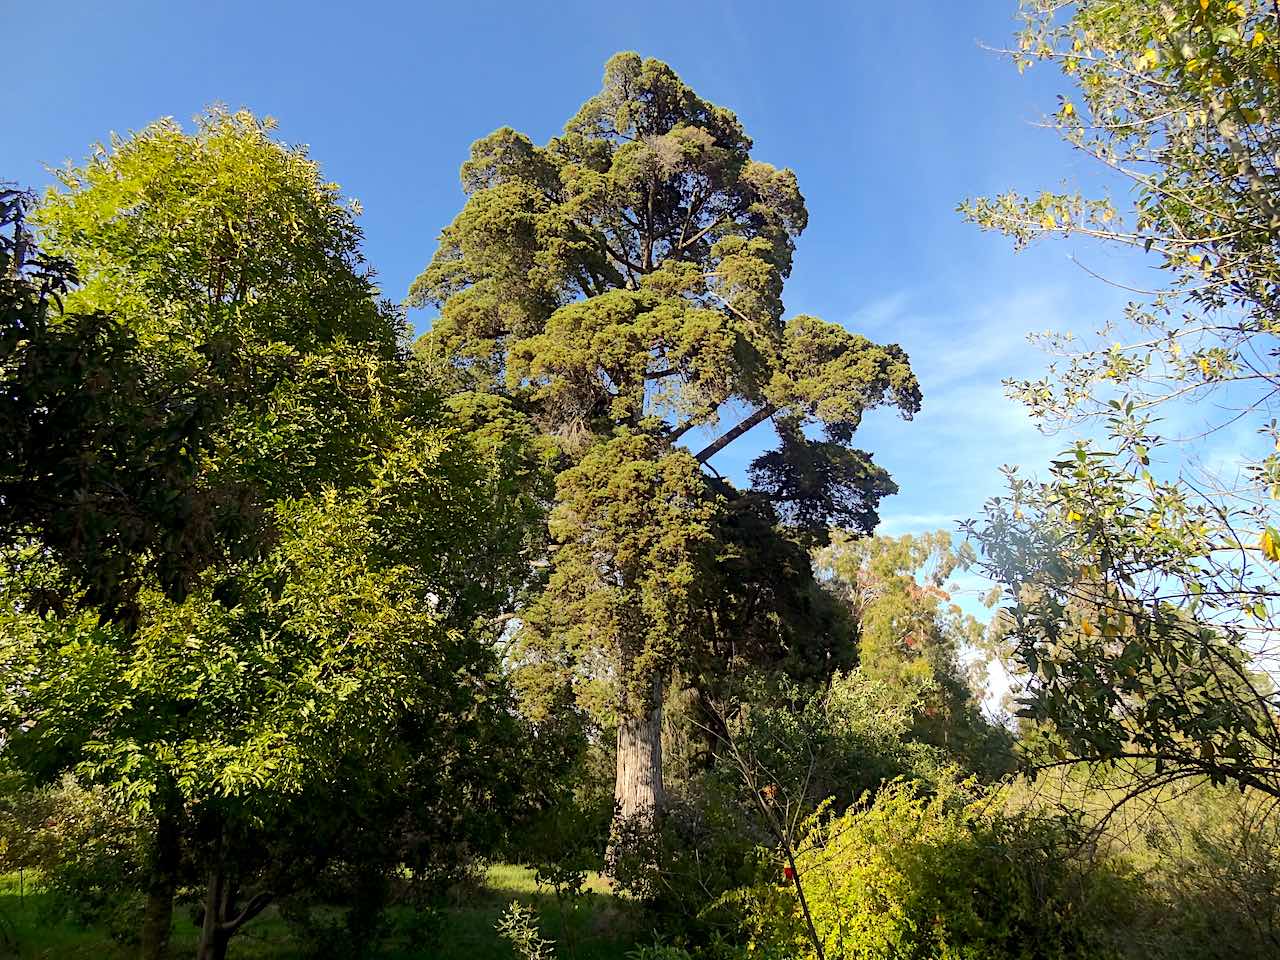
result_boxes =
[411,53,922,826]
[815,531,1013,775]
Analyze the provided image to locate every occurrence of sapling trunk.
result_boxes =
[193,843,272,960]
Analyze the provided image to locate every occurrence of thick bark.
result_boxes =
[139,806,180,960]
[614,672,666,824]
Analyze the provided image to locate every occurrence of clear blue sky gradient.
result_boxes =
[6,1,1162,596]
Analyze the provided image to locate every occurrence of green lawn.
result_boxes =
[0,866,641,959]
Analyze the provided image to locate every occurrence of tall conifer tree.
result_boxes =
[412,54,922,824]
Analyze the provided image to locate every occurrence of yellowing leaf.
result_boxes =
[1261,527,1280,561]
[1080,619,1097,637]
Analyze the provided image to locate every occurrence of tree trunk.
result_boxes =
[193,829,270,960]
[139,805,179,960]
[196,862,231,960]
[614,671,665,824]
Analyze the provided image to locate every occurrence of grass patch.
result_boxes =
[0,866,641,959]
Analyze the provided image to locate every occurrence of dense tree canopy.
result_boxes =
[0,111,552,959]
[815,531,1013,775]
[7,23,1276,960]
[411,52,922,825]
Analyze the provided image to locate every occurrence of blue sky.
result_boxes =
[6,0,1159,603]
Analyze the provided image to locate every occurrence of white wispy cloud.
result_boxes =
[851,284,1072,542]
[874,512,965,535]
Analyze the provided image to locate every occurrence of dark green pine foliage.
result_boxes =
[410,53,922,823]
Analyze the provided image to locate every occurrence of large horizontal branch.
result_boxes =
[694,403,776,463]
[677,213,731,253]
[669,417,699,443]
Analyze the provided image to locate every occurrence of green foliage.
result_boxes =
[815,532,1014,776]
[1,109,402,620]
[1148,788,1280,958]
[964,0,1280,302]
[276,854,393,960]
[742,781,1133,960]
[3,455,495,811]
[0,864,641,959]
[0,109,556,956]
[1004,765,1280,960]
[715,671,958,819]
[962,1,1280,799]
[0,185,214,619]
[496,901,556,960]
[612,671,964,952]
[0,776,145,937]
[747,421,895,543]
[412,54,922,821]
[973,453,1280,795]
[609,778,766,944]
[520,434,722,720]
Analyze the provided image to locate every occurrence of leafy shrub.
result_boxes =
[516,789,613,956]
[614,672,976,953]
[1101,783,1280,960]
[1153,792,1280,958]
[626,946,698,960]
[1007,768,1280,960]
[277,854,394,959]
[496,901,555,960]
[611,778,768,946]
[717,671,963,822]
[520,788,612,893]
[0,774,146,935]
[742,781,1134,960]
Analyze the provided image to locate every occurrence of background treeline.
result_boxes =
[1,2,1278,959]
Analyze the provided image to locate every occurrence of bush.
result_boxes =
[1101,782,1280,960]
[742,781,1135,960]
[0,774,146,935]
[1007,768,1280,960]
[610,778,768,948]
[715,671,964,824]
[277,855,394,960]
[614,671,977,954]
